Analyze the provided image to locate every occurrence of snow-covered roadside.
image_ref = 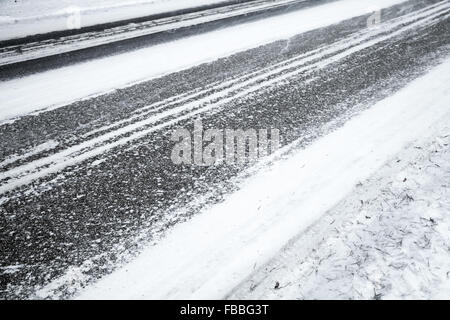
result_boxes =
[0,0,408,123]
[0,0,231,41]
[74,58,450,300]
[231,124,450,300]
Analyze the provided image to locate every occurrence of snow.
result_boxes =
[1,2,444,195]
[0,0,410,122]
[0,0,307,67]
[0,0,231,40]
[231,124,450,300]
[75,57,450,300]
[0,140,59,169]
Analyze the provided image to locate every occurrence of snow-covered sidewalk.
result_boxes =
[232,123,450,300]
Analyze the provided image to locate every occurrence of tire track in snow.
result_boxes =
[2,0,449,300]
[0,1,449,196]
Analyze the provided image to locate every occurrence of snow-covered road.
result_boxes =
[0,0,407,122]
[0,0,309,66]
[77,53,450,300]
[0,0,243,40]
[0,0,449,300]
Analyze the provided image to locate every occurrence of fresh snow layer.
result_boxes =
[76,58,450,300]
[231,123,450,300]
[0,0,231,40]
[0,0,407,122]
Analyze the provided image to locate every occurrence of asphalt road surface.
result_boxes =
[0,0,449,299]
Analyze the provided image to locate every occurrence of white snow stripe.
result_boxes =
[0,140,59,169]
